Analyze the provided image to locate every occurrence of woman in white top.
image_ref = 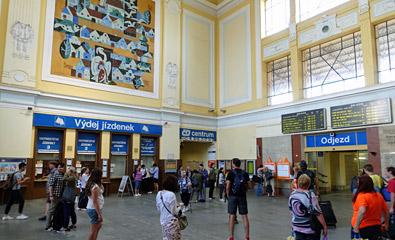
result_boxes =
[85,168,104,240]
[156,175,181,240]
[218,168,226,202]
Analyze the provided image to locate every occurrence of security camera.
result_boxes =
[164,122,168,125]
[27,107,33,111]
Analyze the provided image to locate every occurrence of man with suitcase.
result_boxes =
[296,160,319,195]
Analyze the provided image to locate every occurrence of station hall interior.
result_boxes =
[0,0,395,219]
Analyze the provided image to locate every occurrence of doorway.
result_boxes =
[180,141,212,171]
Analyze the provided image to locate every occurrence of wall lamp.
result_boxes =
[220,109,226,113]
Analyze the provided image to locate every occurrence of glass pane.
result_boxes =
[358,150,368,171]
[77,154,96,171]
[267,55,292,105]
[376,19,395,83]
[35,154,61,180]
[141,156,154,170]
[111,155,127,178]
[303,32,364,97]
[265,0,290,36]
[305,152,317,171]
[296,0,350,22]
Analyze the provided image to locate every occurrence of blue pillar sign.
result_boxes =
[77,132,97,154]
[141,138,155,155]
[37,129,62,153]
[180,128,216,142]
[111,135,128,155]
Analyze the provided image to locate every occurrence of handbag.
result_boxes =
[307,191,324,231]
[352,233,368,240]
[160,192,188,230]
[286,231,295,240]
[62,183,76,203]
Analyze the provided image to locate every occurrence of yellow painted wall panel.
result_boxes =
[218,125,256,159]
[0,107,33,158]
[160,124,180,159]
[187,18,210,101]
[132,134,140,159]
[65,129,76,159]
[224,15,247,100]
[101,132,110,159]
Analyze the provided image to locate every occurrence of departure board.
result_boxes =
[282,109,326,133]
[331,98,392,129]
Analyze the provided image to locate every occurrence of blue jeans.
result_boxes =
[220,183,225,199]
[135,180,141,190]
[200,181,206,200]
[295,231,320,240]
[190,188,201,201]
[257,183,262,196]
[63,201,76,228]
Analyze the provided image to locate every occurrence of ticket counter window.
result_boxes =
[111,135,129,178]
[141,137,156,169]
[35,129,63,180]
[76,132,98,172]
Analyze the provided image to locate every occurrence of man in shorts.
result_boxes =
[226,158,251,240]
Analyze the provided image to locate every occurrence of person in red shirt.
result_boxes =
[385,167,395,214]
[351,175,389,240]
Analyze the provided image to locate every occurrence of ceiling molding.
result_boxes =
[182,0,245,17]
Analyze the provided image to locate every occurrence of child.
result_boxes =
[86,168,104,240]
[292,166,300,190]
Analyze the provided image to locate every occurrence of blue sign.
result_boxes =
[33,113,162,135]
[37,129,62,153]
[141,137,155,155]
[111,135,128,155]
[306,131,367,148]
[77,132,97,154]
[180,128,216,142]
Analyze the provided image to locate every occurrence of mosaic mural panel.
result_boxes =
[51,0,155,92]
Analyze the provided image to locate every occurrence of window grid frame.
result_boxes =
[376,19,395,83]
[267,55,293,104]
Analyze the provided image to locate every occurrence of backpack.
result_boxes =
[231,169,246,195]
[3,172,17,190]
[192,177,198,188]
[265,170,273,181]
[350,176,358,192]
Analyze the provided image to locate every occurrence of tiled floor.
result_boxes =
[0,188,355,239]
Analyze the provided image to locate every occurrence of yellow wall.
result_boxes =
[218,125,256,159]
[160,124,180,159]
[101,132,110,159]
[180,141,211,169]
[65,129,76,159]
[132,134,140,159]
[0,107,33,158]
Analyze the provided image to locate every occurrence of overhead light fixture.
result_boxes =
[208,109,216,113]
[220,109,226,113]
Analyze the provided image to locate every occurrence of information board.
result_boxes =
[282,109,326,133]
[277,158,291,179]
[331,98,392,129]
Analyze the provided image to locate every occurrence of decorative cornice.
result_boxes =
[182,0,245,17]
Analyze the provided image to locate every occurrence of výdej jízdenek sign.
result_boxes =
[33,113,162,135]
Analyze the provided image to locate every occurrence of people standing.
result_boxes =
[296,160,320,196]
[264,167,275,197]
[190,170,203,203]
[385,167,395,214]
[133,165,142,197]
[256,165,264,196]
[178,171,192,212]
[156,175,181,240]
[141,165,149,194]
[86,168,104,240]
[226,158,252,240]
[289,174,327,240]
[218,167,226,202]
[78,167,89,210]
[177,166,183,180]
[186,166,192,180]
[59,167,77,233]
[208,163,216,200]
[363,164,383,194]
[39,161,57,221]
[2,162,30,220]
[150,163,159,193]
[351,175,389,240]
[199,164,208,202]
[45,162,65,231]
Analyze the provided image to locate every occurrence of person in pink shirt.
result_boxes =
[133,165,143,197]
[385,167,395,214]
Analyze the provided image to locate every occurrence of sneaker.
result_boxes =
[45,227,54,232]
[182,207,189,213]
[57,227,66,233]
[148,191,152,194]
[16,214,28,220]
[138,194,142,196]
[38,216,47,221]
[208,198,213,200]
[220,198,225,202]
[2,216,14,220]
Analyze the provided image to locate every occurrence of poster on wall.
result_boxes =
[47,0,157,94]
[77,132,97,153]
[37,129,62,153]
[141,137,155,155]
[165,160,177,173]
[111,135,128,155]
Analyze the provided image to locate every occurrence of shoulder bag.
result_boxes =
[160,192,188,230]
[307,191,324,231]
[62,182,76,203]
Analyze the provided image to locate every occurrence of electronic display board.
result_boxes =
[331,98,392,128]
[282,109,326,133]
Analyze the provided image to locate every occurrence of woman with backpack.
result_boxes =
[189,170,202,203]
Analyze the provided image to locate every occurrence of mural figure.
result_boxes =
[12,21,34,60]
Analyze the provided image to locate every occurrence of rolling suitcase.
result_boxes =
[319,198,337,228]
